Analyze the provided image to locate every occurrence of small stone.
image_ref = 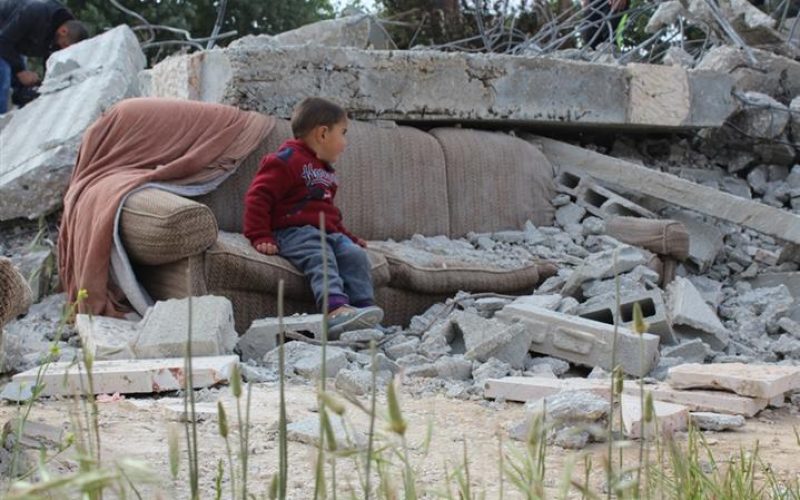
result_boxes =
[335,369,391,396]
[473,358,512,386]
[384,339,419,360]
[433,356,473,381]
[340,329,384,343]
[287,415,365,449]
[525,356,570,376]
[689,412,745,431]
[263,342,349,379]
[555,203,586,227]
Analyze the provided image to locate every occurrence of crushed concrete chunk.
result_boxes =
[621,394,688,439]
[667,277,729,350]
[484,376,610,403]
[75,314,137,361]
[263,342,348,379]
[287,414,365,449]
[690,412,745,431]
[134,296,237,359]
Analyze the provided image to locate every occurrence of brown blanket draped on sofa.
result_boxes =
[59,97,275,316]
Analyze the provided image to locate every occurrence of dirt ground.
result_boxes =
[1,379,799,498]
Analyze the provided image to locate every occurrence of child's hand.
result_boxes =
[355,238,368,248]
[256,242,279,255]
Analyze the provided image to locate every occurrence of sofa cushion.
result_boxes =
[370,240,543,295]
[334,121,450,240]
[205,231,391,301]
[120,188,218,265]
[430,128,556,237]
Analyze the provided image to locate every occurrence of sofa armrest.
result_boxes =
[119,188,218,266]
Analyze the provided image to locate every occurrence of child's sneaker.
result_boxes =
[328,305,384,338]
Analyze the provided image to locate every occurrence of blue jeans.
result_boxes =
[275,225,375,311]
[0,58,11,114]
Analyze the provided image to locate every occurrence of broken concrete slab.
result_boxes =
[3,418,64,450]
[473,358,512,387]
[661,339,710,364]
[147,45,734,130]
[533,136,800,245]
[667,277,730,350]
[237,314,323,362]
[689,411,745,431]
[496,302,660,377]
[133,296,237,359]
[627,382,768,416]
[484,376,610,402]
[667,363,800,399]
[0,25,145,221]
[75,314,137,361]
[697,46,800,100]
[728,92,791,140]
[0,356,238,401]
[262,14,393,50]
[263,342,349,379]
[621,394,688,439]
[452,311,532,368]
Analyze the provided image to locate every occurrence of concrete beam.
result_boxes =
[146,46,734,130]
[533,136,800,245]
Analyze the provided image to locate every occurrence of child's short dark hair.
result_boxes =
[291,97,347,139]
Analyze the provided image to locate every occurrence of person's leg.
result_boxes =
[275,226,348,311]
[0,58,12,114]
[329,233,375,307]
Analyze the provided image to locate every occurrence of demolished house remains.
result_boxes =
[1,1,800,476]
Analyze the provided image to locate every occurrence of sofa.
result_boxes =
[118,119,557,332]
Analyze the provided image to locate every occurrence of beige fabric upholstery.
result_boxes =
[197,119,295,233]
[204,232,390,301]
[370,241,542,294]
[606,217,690,260]
[0,257,32,327]
[120,189,218,265]
[334,121,450,239]
[430,128,556,237]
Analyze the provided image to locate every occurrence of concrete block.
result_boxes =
[560,245,651,296]
[576,289,677,345]
[667,363,800,399]
[473,358,512,387]
[263,342,349,379]
[495,303,660,377]
[238,314,323,362]
[134,296,238,359]
[689,412,745,431]
[667,277,729,350]
[75,314,137,361]
[0,356,238,400]
[147,45,733,130]
[574,176,656,220]
[621,394,688,439]
[287,414,365,450]
[484,376,611,403]
[624,382,767,416]
[0,26,145,221]
[661,339,710,364]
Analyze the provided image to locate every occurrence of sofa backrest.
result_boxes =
[197,118,555,241]
[431,128,556,237]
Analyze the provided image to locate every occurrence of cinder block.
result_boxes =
[621,394,688,439]
[237,314,323,362]
[495,303,660,377]
[556,171,656,220]
[576,290,678,345]
[667,363,800,399]
[484,376,610,402]
[0,356,239,401]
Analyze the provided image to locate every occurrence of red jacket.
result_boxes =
[243,139,358,247]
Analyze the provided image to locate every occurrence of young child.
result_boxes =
[243,97,383,336]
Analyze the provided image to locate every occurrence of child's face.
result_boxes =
[315,118,349,164]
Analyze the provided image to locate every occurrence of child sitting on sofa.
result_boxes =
[243,97,383,336]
